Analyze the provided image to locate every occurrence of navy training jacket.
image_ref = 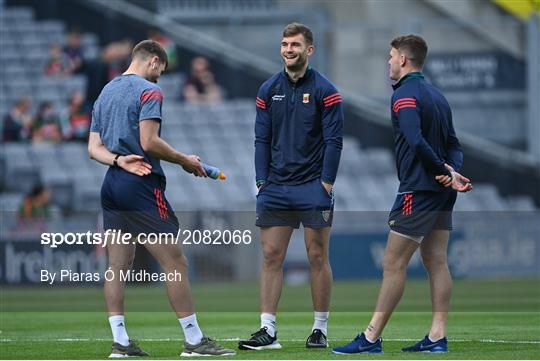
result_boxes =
[391,72,463,193]
[255,68,344,186]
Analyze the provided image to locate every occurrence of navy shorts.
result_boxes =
[388,190,457,237]
[101,167,179,236]
[256,178,334,229]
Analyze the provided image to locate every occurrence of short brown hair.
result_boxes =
[283,22,314,45]
[132,39,169,68]
[390,35,428,68]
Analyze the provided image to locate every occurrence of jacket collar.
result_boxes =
[392,71,424,90]
[283,66,312,85]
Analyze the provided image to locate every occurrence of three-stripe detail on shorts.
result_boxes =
[402,193,413,216]
[153,188,169,219]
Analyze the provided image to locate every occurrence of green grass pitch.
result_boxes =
[1,279,539,359]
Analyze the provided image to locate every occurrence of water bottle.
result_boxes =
[202,163,227,180]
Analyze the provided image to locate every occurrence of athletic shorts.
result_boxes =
[255,178,334,229]
[101,167,179,236]
[387,190,457,237]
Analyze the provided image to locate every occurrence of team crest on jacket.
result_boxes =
[303,93,310,103]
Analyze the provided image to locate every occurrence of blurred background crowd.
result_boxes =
[2,26,224,145]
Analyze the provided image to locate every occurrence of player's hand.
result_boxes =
[435,173,453,187]
[117,155,152,176]
[321,181,333,196]
[444,163,472,192]
[181,155,207,177]
[436,170,473,193]
[435,164,456,188]
[450,171,473,192]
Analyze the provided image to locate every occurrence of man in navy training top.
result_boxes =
[88,40,235,358]
[332,34,472,355]
[238,23,344,351]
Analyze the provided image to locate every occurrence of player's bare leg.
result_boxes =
[259,226,294,314]
[142,236,194,318]
[104,234,149,356]
[304,227,332,312]
[104,234,136,316]
[236,226,293,350]
[420,229,452,341]
[304,226,332,347]
[364,231,419,341]
[143,236,235,355]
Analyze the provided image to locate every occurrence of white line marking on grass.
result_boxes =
[1,338,539,344]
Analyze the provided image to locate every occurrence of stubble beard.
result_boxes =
[284,54,307,73]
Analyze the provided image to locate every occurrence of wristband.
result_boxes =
[113,154,121,168]
[450,171,456,183]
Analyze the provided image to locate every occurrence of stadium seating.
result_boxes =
[2,100,536,215]
[156,0,277,15]
[0,7,96,113]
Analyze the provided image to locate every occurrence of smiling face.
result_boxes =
[281,33,313,72]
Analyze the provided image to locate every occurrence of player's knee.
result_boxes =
[180,254,189,269]
[262,247,286,268]
[382,255,408,274]
[422,259,448,273]
[421,253,447,271]
[109,252,135,271]
[162,252,188,271]
[108,257,135,272]
[172,253,188,268]
[307,247,328,270]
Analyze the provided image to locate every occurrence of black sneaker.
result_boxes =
[109,339,149,358]
[306,329,328,348]
[238,327,282,350]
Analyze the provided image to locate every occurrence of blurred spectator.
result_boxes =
[2,97,32,142]
[19,184,51,220]
[63,29,85,74]
[102,38,134,81]
[60,90,91,141]
[44,43,72,76]
[85,39,133,105]
[31,102,63,143]
[148,27,177,70]
[182,56,223,104]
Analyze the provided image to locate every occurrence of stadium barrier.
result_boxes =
[1,211,538,285]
